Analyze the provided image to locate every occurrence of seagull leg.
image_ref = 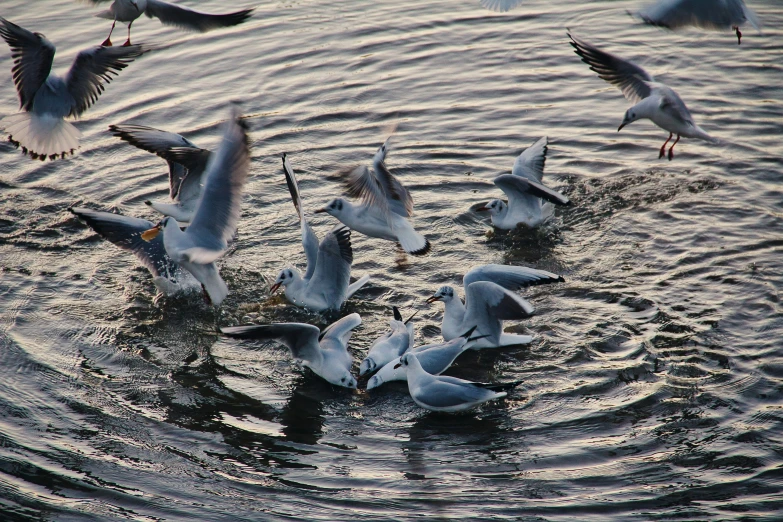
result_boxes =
[101,20,116,47]
[667,134,681,161]
[202,284,213,306]
[733,26,742,45]
[122,21,133,46]
[659,132,672,159]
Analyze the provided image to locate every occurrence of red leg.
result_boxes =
[733,26,742,45]
[667,134,681,161]
[659,132,673,159]
[101,20,116,47]
[122,21,133,46]
[202,284,212,305]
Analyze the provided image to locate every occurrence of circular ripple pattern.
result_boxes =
[1,0,782,520]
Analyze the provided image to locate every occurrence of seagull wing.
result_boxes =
[163,147,212,203]
[306,226,353,308]
[343,161,413,218]
[511,136,548,182]
[221,323,323,366]
[568,32,653,104]
[283,154,319,280]
[464,281,535,341]
[69,207,178,280]
[65,44,147,117]
[183,109,250,263]
[494,175,571,206]
[479,0,524,13]
[463,264,564,292]
[637,0,758,31]
[320,313,362,345]
[0,18,55,111]
[144,0,253,32]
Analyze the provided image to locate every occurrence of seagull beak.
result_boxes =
[617,122,626,132]
[425,296,441,304]
[269,282,281,294]
[140,225,160,242]
[314,207,327,214]
[476,206,489,212]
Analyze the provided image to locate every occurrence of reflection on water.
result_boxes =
[1,0,782,519]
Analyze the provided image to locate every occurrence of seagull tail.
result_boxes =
[347,274,371,299]
[477,380,524,393]
[2,113,81,160]
[397,226,431,256]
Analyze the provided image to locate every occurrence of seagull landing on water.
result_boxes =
[632,0,760,45]
[109,124,212,224]
[270,154,370,312]
[394,352,523,413]
[88,0,254,47]
[426,264,564,349]
[476,137,571,229]
[0,17,147,160]
[316,138,431,256]
[221,313,362,389]
[141,108,250,307]
[568,32,715,161]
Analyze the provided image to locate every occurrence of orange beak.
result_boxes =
[141,225,161,241]
[314,208,327,214]
[269,282,281,294]
[476,206,489,212]
[425,296,441,304]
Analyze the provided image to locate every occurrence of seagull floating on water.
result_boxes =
[632,0,760,44]
[89,0,254,47]
[568,32,715,160]
[271,154,370,312]
[69,206,192,295]
[110,124,211,224]
[394,352,523,412]
[359,306,415,377]
[366,326,485,391]
[221,313,362,389]
[316,138,431,256]
[141,108,249,307]
[426,264,564,349]
[477,137,571,229]
[0,17,146,160]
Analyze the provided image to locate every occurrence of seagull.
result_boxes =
[69,206,191,295]
[109,124,211,223]
[480,0,523,12]
[89,0,254,47]
[270,154,370,312]
[632,0,760,44]
[568,32,714,161]
[221,313,361,389]
[359,306,416,377]
[0,17,146,160]
[316,138,431,256]
[394,352,522,413]
[140,108,249,307]
[366,326,485,391]
[476,137,571,229]
[426,264,564,349]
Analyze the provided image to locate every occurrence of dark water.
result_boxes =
[1,0,783,520]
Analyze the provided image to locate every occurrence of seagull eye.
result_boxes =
[340,377,346,383]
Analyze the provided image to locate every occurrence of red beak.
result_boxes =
[476,206,489,212]
[269,282,281,294]
[425,296,441,304]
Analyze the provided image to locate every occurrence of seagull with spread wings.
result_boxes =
[569,32,714,160]
[0,17,147,160]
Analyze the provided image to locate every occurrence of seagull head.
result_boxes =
[315,198,346,217]
[476,199,505,216]
[270,267,298,294]
[359,357,377,377]
[426,286,454,304]
[394,352,419,370]
[618,109,639,131]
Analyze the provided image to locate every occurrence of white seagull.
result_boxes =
[270,154,370,312]
[366,326,485,391]
[477,137,571,229]
[110,124,211,224]
[569,32,714,160]
[394,352,523,413]
[221,313,361,389]
[89,0,254,47]
[141,108,249,307]
[0,17,146,160]
[359,306,416,377]
[633,0,760,44]
[426,264,564,349]
[69,206,192,295]
[316,138,431,256]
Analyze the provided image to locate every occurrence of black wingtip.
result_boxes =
[480,380,524,393]
[332,226,353,264]
[393,306,403,322]
[459,325,478,339]
[409,238,431,256]
[144,200,152,206]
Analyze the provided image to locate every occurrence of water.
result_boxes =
[1,0,782,520]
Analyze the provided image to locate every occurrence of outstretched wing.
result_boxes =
[343,159,413,218]
[494,175,571,206]
[65,44,147,117]
[69,207,179,280]
[184,109,250,263]
[307,226,353,308]
[320,313,362,345]
[636,0,759,31]
[145,0,254,32]
[283,153,319,280]
[0,17,55,111]
[221,323,323,366]
[568,32,653,104]
[512,136,548,182]
[464,264,564,292]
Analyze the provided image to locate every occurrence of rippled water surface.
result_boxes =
[1,0,783,520]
